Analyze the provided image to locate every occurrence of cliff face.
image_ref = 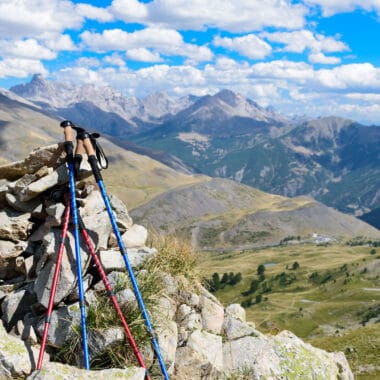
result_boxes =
[0,145,353,379]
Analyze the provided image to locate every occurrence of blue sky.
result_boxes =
[0,0,380,124]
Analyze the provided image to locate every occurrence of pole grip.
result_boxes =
[60,120,74,161]
[83,137,96,156]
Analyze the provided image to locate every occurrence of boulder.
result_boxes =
[0,209,33,241]
[122,224,148,248]
[36,303,81,347]
[156,320,178,371]
[222,330,354,380]
[0,240,27,279]
[0,144,65,181]
[1,287,36,330]
[98,247,157,272]
[88,327,124,357]
[0,321,42,379]
[27,362,146,380]
[199,294,224,334]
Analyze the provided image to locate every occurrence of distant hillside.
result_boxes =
[131,178,380,250]
[0,88,207,209]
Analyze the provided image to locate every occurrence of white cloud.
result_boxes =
[0,0,83,38]
[0,39,56,60]
[103,53,126,67]
[110,0,307,32]
[263,30,348,54]
[45,34,76,51]
[305,0,380,17]
[213,34,272,60]
[316,63,380,90]
[309,52,341,64]
[252,60,314,80]
[0,58,47,78]
[80,27,213,63]
[75,3,114,22]
[126,48,163,62]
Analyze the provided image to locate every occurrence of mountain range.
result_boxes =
[1,87,379,250]
[9,75,380,221]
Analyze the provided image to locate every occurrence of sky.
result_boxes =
[0,0,380,124]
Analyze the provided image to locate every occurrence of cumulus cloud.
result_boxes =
[0,58,47,78]
[0,0,82,38]
[110,0,307,32]
[309,52,341,64]
[0,39,56,60]
[75,3,114,22]
[262,29,348,53]
[126,48,163,62]
[81,27,213,63]
[213,34,272,60]
[305,0,380,17]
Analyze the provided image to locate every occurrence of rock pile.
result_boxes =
[0,145,354,379]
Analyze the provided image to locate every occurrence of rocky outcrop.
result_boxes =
[0,145,354,379]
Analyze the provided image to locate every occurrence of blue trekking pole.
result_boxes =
[70,123,169,379]
[60,121,90,369]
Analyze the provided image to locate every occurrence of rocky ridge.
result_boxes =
[0,145,353,379]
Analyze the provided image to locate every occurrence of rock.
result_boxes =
[175,329,223,379]
[88,327,124,357]
[0,144,65,181]
[34,252,77,308]
[223,316,256,341]
[0,209,33,241]
[156,320,178,372]
[81,210,112,251]
[0,240,26,279]
[110,194,133,231]
[0,321,42,379]
[199,294,224,334]
[27,362,146,380]
[5,192,42,214]
[98,247,157,272]
[225,303,246,322]
[93,271,129,292]
[156,296,177,321]
[222,331,354,380]
[45,203,66,227]
[36,303,81,347]
[67,274,93,302]
[1,287,36,330]
[177,304,202,331]
[115,288,136,307]
[122,224,148,248]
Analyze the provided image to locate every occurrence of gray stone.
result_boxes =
[88,327,124,357]
[222,331,354,380]
[122,224,148,248]
[115,288,136,306]
[223,316,256,340]
[177,304,202,331]
[0,321,42,379]
[45,203,66,227]
[1,287,36,330]
[5,192,42,214]
[34,250,77,308]
[26,362,145,380]
[0,144,65,181]
[156,320,178,372]
[81,210,112,251]
[99,247,157,272]
[110,194,133,231]
[225,303,246,321]
[36,303,81,347]
[93,271,129,292]
[199,294,224,334]
[0,240,26,279]
[0,210,33,241]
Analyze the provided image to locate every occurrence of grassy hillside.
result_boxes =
[199,244,380,379]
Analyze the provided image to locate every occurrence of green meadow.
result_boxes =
[199,244,380,379]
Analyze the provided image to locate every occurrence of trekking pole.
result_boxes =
[70,123,169,380]
[78,215,151,380]
[36,199,71,370]
[60,120,90,369]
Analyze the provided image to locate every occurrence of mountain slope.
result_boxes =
[0,88,207,209]
[131,178,380,250]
